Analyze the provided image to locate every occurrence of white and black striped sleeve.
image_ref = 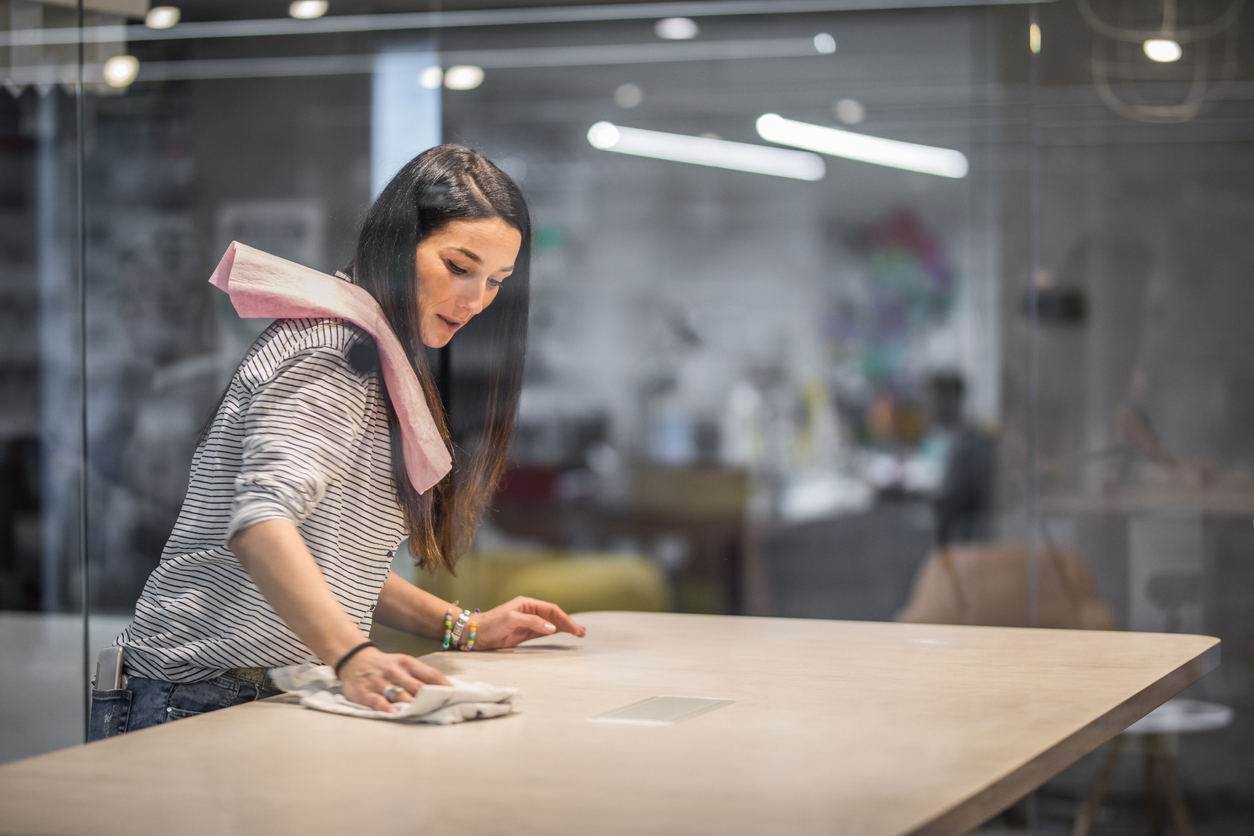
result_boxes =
[226,346,371,543]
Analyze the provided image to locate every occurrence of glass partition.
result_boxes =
[1030,0,1254,827]
[0,0,1250,832]
[0,0,90,762]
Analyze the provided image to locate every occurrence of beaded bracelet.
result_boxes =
[462,608,480,651]
[442,607,455,650]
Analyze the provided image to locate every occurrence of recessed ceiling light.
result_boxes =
[614,83,643,108]
[144,6,180,29]
[813,33,836,54]
[834,98,865,125]
[655,17,698,40]
[418,66,443,89]
[444,65,484,90]
[289,1,328,20]
[103,55,139,88]
[1143,39,1182,62]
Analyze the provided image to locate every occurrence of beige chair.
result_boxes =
[419,549,670,616]
[372,550,669,657]
[896,542,1116,631]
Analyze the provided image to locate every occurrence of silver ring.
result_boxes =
[382,685,403,701]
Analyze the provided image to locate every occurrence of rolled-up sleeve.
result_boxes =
[226,346,370,544]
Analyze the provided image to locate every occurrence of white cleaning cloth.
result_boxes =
[269,662,520,725]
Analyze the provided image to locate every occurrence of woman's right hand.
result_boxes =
[337,646,451,712]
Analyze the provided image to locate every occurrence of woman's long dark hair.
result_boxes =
[353,145,531,572]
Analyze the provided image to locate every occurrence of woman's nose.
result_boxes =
[456,281,489,315]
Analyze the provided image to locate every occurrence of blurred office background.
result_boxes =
[1,0,1252,832]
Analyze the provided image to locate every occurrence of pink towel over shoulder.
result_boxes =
[209,241,452,495]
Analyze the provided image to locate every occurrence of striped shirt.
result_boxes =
[117,318,407,682]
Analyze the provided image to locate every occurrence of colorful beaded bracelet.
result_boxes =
[462,609,480,651]
[442,606,455,650]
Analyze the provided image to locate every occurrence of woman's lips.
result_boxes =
[438,314,462,332]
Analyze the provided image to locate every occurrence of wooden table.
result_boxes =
[0,612,1219,836]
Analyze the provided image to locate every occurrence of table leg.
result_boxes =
[1072,735,1125,836]
[1157,743,1195,836]
[1144,737,1163,836]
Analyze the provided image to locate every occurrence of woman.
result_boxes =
[90,145,584,740]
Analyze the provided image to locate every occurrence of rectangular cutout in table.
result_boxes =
[588,696,733,726]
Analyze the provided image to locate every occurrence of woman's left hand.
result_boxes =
[469,596,587,650]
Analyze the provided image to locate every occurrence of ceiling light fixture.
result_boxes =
[587,121,825,181]
[417,66,443,89]
[655,17,699,40]
[756,113,967,178]
[833,98,864,125]
[289,1,328,20]
[145,6,180,29]
[1143,38,1182,62]
[103,55,140,87]
[614,83,644,108]
[2,2,1069,49]
[443,65,484,90]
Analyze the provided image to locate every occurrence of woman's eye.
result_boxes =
[446,260,468,275]
[488,279,502,289]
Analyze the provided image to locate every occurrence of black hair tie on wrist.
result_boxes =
[334,641,377,678]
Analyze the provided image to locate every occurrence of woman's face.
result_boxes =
[415,217,522,348]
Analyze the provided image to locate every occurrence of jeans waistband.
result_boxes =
[115,661,273,689]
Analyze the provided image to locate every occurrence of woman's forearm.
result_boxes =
[373,570,456,640]
[229,518,369,668]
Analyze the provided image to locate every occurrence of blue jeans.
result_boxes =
[88,673,282,742]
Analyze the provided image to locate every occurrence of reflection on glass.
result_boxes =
[0,1,1248,830]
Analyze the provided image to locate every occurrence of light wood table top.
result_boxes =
[0,612,1219,836]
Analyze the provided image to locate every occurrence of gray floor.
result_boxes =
[0,612,131,765]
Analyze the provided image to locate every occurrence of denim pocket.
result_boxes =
[88,689,133,742]
[165,675,242,723]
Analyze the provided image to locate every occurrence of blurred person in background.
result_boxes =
[929,372,995,546]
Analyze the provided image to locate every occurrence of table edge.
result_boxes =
[905,636,1222,836]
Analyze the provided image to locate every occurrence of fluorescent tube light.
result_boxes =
[756,113,968,178]
[1,1,1055,48]
[588,121,825,181]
